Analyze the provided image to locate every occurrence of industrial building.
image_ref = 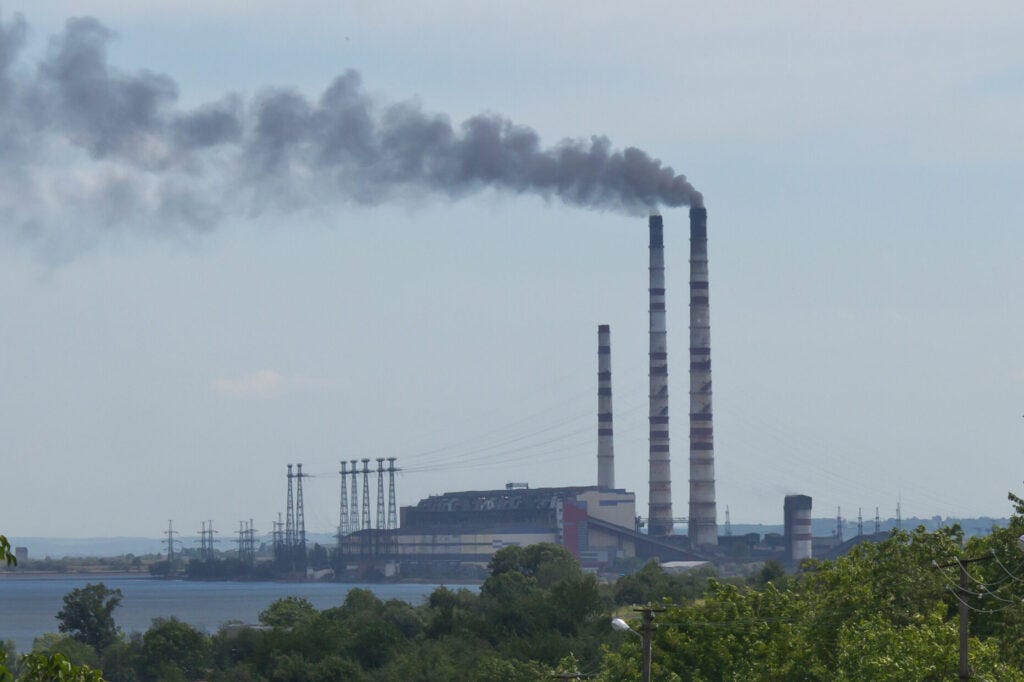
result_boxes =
[206,208,886,579]
[336,483,705,577]
[334,210,717,576]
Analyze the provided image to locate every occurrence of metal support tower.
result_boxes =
[273,513,284,563]
[285,464,295,563]
[197,520,218,560]
[339,460,349,536]
[376,458,386,530]
[875,507,881,533]
[209,520,218,558]
[836,507,843,542]
[162,520,178,563]
[387,458,398,529]
[857,508,863,536]
[236,521,246,560]
[361,459,371,530]
[295,463,307,563]
[349,459,360,531]
[724,506,732,537]
[247,519,257,564]
[198,521,208,559]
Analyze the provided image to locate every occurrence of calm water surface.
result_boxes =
[0,576,462,653]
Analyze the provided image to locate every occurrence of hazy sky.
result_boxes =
[2,2,1023,539]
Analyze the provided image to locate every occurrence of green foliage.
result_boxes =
[97,637,140,682]
[613,560,717,605]
[944,491,1024,671]
[140,618,209,681]
[23,523,1024,682]
[597,524,1018,681]
[0,647,13,682]
[17,653,105,682]
[1,642,19,680]
[0,535,16,567]
[423,587,481,639]
[31,636,100,670]
[56,584,123,654]
[751,558,787,588]
[257,597,316,628]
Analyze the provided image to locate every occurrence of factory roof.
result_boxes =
[410,485,631,513]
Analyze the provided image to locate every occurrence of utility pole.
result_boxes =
[633,606,664,682]
[236,521,246,561]
[387,458,398,530]
[376,458,386,530]
[250,520,257,561]
[935,554,994,681]
[162,520,178,564]
[272,513,284,563]
[285,464,295,568]
[197,520,218,561]
[295,463,307,566]
[361,459,371,531]
[198,521,207,559]
[349,459,360,531]
[339,460,349,537]
[209,520,218,558]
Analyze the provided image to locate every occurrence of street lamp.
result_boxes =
[610,607,664,682]
[610,617,633,634]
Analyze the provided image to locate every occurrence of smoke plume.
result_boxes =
[0,13,702,257]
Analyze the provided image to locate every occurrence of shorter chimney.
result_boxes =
[784,495,813,564]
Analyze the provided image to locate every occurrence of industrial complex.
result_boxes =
[180,209,871,579]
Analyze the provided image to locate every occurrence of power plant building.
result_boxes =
[396,486,636,566]
[336,211,721,574]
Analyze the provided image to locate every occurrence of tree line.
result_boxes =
[5,494,1024,680]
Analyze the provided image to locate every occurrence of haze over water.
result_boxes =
[0,576,451,653]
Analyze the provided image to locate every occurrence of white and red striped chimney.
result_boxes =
[688,206,718,546]
[597,324,614,489]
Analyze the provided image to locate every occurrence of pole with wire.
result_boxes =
[934,553,995,681]
[612,606,663,682]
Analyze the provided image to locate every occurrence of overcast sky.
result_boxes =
[2,2,1023,539]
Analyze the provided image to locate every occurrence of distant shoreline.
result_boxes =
[0,571,149,580]
[0,571,482,586]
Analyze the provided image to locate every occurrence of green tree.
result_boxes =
[139,618,209,681]
[0,534,16,567]
[32,635,100,670]
[16,652,105,682]
[0,538,16,682]
[57,584,123,654]
[613,560,717,605]
[257,597,316,628]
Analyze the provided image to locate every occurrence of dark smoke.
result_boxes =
[0,13,702,256]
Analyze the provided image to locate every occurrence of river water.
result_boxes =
[0,576,456,653]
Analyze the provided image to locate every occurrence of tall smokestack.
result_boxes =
[648,214,673,536]
[597,324,615,489]
[688,206,718,546]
